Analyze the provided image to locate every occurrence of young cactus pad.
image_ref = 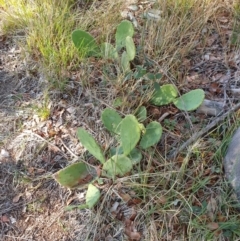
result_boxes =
[151,84,178,106]
[102,154,133,178]
[140,121,162,149]
[109,147,142,164]
[86,184,101,208]
[115,20,134,51]
[173,89,205,111]
[53,162,97,189]
[128,148,142,164]
[77,128,105,164]
[72,30,99,57]
[101,108,122,134]
[121,51,130,72]
[120,115,141,155]
[126,36,136,61]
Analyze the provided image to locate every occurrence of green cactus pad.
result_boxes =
[86,184,101,208]
[115,20,134,51]
[101,108,122,134]
[128,148,142,164]
[151,84,178,106]
[53,162,97,189]
[121,51,130,72]
[77,128,105,164]
[126,36,136,61]
[72,30,99,57]
[140,121,162,149]
[102,154,133,178]
[120,115,141,155]
[109,146,142,164]
[173,89,205,111]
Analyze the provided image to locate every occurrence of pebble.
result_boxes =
[224,128,240,201]
[128,5,138,11]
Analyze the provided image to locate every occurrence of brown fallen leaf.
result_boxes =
[124,219,141,241]
[1,215,10,223]
[127,198,142,206]
[12,193,23,203]
[217,16,229,23]
[157,196,167,205]
[207,222,219,230]
[209,82,221,94]
[119,191,132,203]
[96,165,102,178]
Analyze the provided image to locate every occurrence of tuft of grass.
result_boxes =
[0,0,36,33]
[0,0,124,88]
[140,0,222,82]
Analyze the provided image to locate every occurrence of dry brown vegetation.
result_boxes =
[1,0,240,240]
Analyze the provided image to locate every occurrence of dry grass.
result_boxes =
[1,0,240,240]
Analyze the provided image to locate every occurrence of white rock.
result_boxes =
[10,216,16,224]
[67,106,76,114]
[121,10,129,18]
[128,5,138,11]
[1,149,9,157]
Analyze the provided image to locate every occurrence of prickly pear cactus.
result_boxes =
[140,121,162,149]
[53,162,97,188]
[121,51,130,72]
[120,115,141,155]
[173,89,205,111]
[77,128,105,164]
[151,84,178,106]
[101,108,122,134]
[115,20,134,51]
[102,154,133,178]
[72,30,99,57]
[126,36,136,61]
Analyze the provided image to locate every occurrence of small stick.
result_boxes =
[168,101,240,159]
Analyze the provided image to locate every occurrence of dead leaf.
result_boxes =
[206,34,218,46]
[96,165,102,177]
[124,219,141,241]
[35,168,45,174]
[207,222,219,230]
[158,196,167,205]
[1,215,10,223]
[148,106,161,119]
[209,83,221,94]
[28,167,35,175]
[214,229,222,237]
[207,197,217,221]
[66,196,77,206]
[13,193,23,203]
[127,198,142,206]
[218,17,228,23]
[48,129,58,137]
[48,144,60,153]
[217,213,227,222]
[119,191,132,203]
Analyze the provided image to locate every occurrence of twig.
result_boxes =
[168,102,240,159]
[58,138,96,168]
[23,130,68,158]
